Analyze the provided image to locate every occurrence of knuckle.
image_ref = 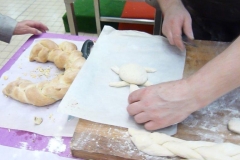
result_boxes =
[142,100,152,108]
[173,35,181,40]
[150,112,160,121]
[169,19,176,25]
[141,87,150,96]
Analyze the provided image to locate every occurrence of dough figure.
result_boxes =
[128,128,240,160]
[109,63,156,93]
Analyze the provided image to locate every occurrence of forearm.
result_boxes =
[187,36,240,108]
[0,14,17,43]
[157,0,184,14]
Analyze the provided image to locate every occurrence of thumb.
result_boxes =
[183,17,194,39]
[26,27,42,35]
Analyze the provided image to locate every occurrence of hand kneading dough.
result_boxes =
[3,39,85,107]
[128,128,240,160]
[228,118,240,134]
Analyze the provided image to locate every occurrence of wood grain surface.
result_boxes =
[71,40,240,160]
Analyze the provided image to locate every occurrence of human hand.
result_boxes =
[13,20,48,35]
[161,1,193,51]
[127,79,202,131]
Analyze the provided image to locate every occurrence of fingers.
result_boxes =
[14,20,48,35]
[26,27,42,35]
[127,101,144,116]
[183,16,194,40]
[22,20,48,33]
[133,112,150,124]
[162,20,185,51]
[36,23,49,33]
[128,88,144,104]
[144,121,170,131]
[166,30,174,45]
[144,121,161,131]
[172,33,185,52]
[171,19,185,51]
[28,21,49,32]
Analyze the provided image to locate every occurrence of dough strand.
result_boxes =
[128,128,240,160]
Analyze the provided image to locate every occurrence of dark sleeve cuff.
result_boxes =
[0,14,17,43]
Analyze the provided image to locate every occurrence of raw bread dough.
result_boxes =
[228,118,240,134]
[34,117,43,125]
[109,63,156,93]
[118,63,148,85]
[128,128,240,160]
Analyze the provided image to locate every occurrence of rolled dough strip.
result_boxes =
[128,128,240,159]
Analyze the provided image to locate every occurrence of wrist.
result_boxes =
[157,0,183,15]
[185,70,225,110]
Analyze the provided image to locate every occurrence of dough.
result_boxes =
[228,118,240,134]
[128,128,240,160]
[34,117,43,125]
[3,39,85,106]
[118,63,148,85]
[109,63,156,93]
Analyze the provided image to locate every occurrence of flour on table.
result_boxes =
[46,137,66,153]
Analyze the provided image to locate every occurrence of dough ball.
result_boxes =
[228,118,240,134]
[34,117,43,125]
[119,63,147,85]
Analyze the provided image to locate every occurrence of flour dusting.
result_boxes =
[46,137,66,153]
[19,142,28,149]
[182,87,240,144]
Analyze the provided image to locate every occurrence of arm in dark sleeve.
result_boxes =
[0,14,17,43]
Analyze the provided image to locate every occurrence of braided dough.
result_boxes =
[2,39,85,106]
[128,128,240,160]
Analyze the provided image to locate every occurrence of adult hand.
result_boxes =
[127,79,202,131]
[161,1,193,51]
[13,20,48,35]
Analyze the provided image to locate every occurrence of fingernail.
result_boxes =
[180,47,186,52]
[190,33,194,39]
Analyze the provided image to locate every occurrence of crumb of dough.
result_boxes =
[34,117,43,125]
[3,76,8,80]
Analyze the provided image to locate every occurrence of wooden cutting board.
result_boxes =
[70,40,240,159]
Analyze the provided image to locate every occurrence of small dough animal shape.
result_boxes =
[109,63,156,93]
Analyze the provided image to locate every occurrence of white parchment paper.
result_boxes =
[0,38,84,137]
[58,26,186,135]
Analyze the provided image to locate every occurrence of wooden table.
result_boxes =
[70,40,240,159]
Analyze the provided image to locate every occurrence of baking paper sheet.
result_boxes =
[58,26,186,135]
[0,38,85,137]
